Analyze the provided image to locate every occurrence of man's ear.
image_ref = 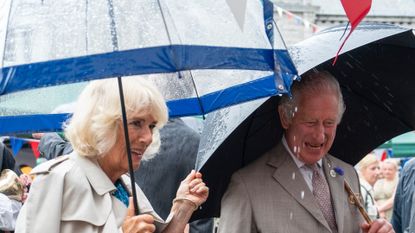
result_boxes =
[278,105,290,129]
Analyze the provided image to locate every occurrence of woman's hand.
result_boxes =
[19,174,33,203]
[175,170,209,210]
[122,197,156,233]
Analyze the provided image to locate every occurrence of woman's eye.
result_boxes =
[149,124,156,130]
[130,120,141,127]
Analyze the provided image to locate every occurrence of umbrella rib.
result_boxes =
[156,0,206,117]
[1,0,14,68]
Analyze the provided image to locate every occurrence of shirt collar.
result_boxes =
[282,135,322,169]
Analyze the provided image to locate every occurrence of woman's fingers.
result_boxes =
[124,197,156,233]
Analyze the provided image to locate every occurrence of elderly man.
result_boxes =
[218,70,394,233]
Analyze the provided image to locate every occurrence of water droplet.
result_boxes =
[301,191,305,199]
[294,107,298,112]
[292,172,296,180]
[293,146,297,153]
[290,212,293,220]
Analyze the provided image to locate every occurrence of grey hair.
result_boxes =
[279,69,345,123]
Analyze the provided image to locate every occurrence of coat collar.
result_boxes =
[267,142,346,233]
[70,152,116,196]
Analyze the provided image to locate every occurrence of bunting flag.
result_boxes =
[226,0,248,31]
[380,150,388,161]
[333,0,372,64]
[10,137,24,157]
[29,141,40,158]
[8,136,40,158]
[274,6,320,33]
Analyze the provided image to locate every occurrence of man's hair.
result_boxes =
[279,69,346,123]
[64,77,168,159]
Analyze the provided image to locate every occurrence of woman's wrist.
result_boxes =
[172,197,198,211]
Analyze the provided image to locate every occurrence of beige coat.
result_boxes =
[15,152,169,233]
[218,142,363,233]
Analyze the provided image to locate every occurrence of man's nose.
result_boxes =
[313,124,326,142]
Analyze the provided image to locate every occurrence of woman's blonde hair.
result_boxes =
[357,152,379,172]
[382,158,399,170]
[64,77,168,159]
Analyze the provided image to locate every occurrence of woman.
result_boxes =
[374,158,399,221]
[357,153,380,220]
[15,78,209,233]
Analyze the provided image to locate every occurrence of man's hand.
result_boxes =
[361,218,395,233]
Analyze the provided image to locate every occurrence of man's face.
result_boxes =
[280,91,339,165]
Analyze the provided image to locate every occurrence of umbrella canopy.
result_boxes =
[0,0,297,135]
[193,22,415,220]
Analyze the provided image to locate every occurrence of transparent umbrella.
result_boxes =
[0,0,298,215]
[0,0,298,134]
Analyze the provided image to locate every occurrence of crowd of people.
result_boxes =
[1,70,415,233]
[356,154,400,221]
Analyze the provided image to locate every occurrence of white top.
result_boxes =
[359,179,379,220]
[0,192,22,231]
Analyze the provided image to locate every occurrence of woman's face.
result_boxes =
[101,109,157,180]
[382,162,397,180]
[362,162,380,186]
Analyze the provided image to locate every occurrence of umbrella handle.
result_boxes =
[344,180,373,224]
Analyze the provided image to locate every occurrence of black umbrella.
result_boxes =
[192,23,415,220]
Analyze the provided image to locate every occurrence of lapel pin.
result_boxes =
[330,169,337,177]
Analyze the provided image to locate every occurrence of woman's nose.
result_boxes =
[139,127,153,145]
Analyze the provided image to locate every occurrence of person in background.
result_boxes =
[0,142,31,233]
[16,78,209,233]
[218,69,394,233]
[374,158,399,221]
[391,158,415,233]
[0,169,25,233]
[357,153,381,220]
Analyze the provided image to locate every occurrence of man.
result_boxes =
[391,158,415,233]
[218,70,393,233]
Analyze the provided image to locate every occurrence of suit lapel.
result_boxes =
[268,143,331,231]
[323,156,345,233]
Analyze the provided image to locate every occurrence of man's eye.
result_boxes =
[324,121,335,127]
[305,122,315,126]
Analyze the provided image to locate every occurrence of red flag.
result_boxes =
[380,150,388,161]
[29,141,40,159]
[333,0,372,65]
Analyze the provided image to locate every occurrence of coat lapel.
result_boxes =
[323,156,345,233]
[268,143,331,232]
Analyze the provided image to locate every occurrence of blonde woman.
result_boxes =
[357,153,381,220]
[374,158,399,221]
[16,78,209,233]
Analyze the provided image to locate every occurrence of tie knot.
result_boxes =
[306,163,319,172]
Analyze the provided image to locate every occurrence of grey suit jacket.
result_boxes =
[218,142,363,233]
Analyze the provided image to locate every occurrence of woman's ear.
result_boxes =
[278,105,290,129]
